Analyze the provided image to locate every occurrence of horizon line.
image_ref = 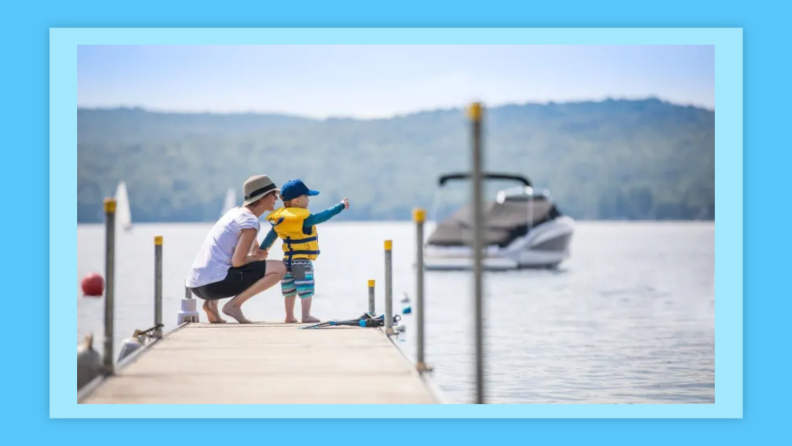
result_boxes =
[77,95,715,121]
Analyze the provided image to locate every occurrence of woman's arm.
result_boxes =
[232,228,267,267]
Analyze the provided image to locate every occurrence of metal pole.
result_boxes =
[414,208,429,372]
[368,280,375,314]
[185,283,192,299]
[470,102,485,404]
[154,236,163,338]
[384,240,394,335]
[103,198,116,374]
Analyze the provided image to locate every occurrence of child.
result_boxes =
[260,179,349,323]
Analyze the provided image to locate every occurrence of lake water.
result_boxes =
[77,221,714,404]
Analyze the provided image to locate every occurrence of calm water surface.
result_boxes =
[77,221,714,404]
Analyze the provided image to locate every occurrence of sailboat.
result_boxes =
[114,181,133,232]
[221,188,236,217]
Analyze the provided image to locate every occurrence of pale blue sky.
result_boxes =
[78,45,714,118]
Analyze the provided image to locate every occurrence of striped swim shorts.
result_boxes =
[281,259,315,299]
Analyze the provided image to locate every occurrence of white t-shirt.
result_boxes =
[186,207,261,288]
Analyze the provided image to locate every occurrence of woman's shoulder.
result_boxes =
[232,207,260,229]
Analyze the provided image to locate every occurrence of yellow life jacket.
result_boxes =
[266,207,320,262]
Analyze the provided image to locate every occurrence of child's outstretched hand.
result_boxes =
[341,198,350,209]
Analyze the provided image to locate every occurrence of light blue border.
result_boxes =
[54,28,741,418]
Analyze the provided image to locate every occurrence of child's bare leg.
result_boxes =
[301,295,320,323]
[284,295,297,323]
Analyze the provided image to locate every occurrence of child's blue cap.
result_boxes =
[281,179,320,201]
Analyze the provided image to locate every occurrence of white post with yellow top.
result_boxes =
[414,208,430,372]
[154,235,163,339]
[103,198,116,374]
[384,240,394,335]
[368,279,376,314]
[469,101,486,404]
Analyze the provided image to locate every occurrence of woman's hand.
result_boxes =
[252,246,269,261]
[342,198,350,209]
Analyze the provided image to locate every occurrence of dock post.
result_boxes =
[414,208,430,372]
[178,281,200,325]
[368,280,376,314]
[103,198,116,374]
[384,240,394,335]
[469,102,486,404]
[154,236,163,338]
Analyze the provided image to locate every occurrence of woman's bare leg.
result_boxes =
[222,260,286,323]
[202,300,226,323]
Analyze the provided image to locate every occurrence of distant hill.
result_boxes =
[77,98,714,223]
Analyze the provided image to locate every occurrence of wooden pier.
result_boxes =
[81,108,501,404]
[79,322,442,404]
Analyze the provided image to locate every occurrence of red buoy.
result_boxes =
[81,273,104,297]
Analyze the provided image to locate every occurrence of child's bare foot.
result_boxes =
[203,300,226,324]
[302,315,320,323]
[222,303,252,324]
[285,317,298,323]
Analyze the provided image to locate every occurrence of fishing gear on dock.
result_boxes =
[133,324,164,339]
[300,313,401,330]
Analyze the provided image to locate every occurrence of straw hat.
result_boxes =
[242,175,280,206]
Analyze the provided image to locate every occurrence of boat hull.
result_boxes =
[423,216,574,271]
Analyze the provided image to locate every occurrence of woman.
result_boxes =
[186,175,286,323]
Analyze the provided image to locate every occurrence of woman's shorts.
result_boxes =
[190,261,268,300]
